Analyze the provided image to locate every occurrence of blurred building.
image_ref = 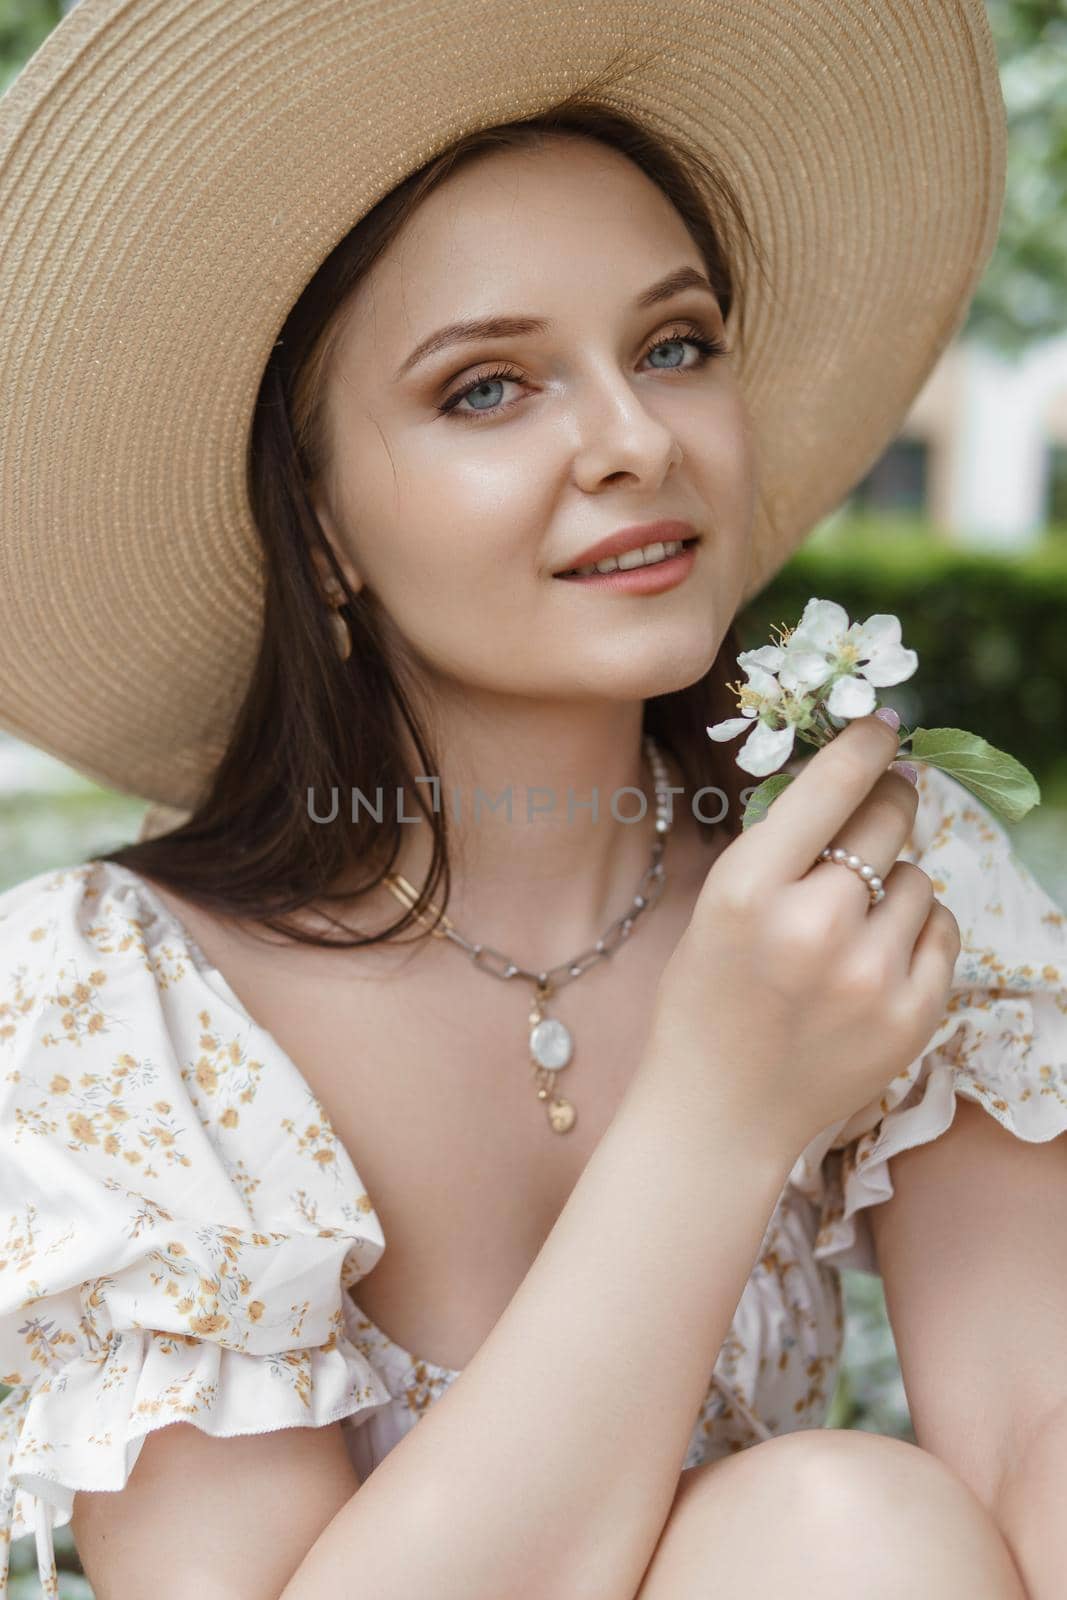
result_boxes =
[850,332,1067,548]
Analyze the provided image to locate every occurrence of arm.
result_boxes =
[991,1399,1067,1600]
[67,1060,792,1600]
[284,715,935,1600]
[71,1421,364,1600]
[869,1095,1067,1542]
[279,1062,794,1600]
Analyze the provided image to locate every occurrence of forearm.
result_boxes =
[990,1401,1067,1600]
[280,1062,794,1600]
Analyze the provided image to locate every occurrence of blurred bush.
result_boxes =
[738,514,1067,800]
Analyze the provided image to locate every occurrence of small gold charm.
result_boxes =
[547,1096,576,1134]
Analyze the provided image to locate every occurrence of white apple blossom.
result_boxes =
[704,596,1039,829]
[707,598,918,776]
[777,598,917,719]
[706,645,820,776]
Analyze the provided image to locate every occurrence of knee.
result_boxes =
[639,1431,1025,1600]
[737,1428,972,1527]
[718,1428,1019,1579]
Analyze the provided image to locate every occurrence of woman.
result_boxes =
[0,3,1063,1597]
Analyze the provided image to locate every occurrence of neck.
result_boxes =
[379,693,678,966]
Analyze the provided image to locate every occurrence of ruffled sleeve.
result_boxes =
[788,762,1067,1275]
[0,862,394,1597]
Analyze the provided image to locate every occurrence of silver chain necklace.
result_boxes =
[381,735,674,1134]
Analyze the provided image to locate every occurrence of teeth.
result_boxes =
[618,541,663,570]
[574,539,684,577]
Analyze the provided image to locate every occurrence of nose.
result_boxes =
[569,367,683,492]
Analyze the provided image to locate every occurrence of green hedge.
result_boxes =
[736,515,1067,799]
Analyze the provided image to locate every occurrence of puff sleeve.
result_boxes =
[788,762,1067,1275]
[0,862,394,1597]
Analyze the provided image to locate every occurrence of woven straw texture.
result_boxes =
[0,0,1005,808]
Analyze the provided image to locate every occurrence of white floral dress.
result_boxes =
[1,764,1065,1597]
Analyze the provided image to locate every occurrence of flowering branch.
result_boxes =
[707,597,1041,830]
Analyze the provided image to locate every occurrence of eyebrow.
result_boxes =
[391,266,719,383]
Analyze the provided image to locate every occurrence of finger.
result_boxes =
[908,898,962,989]
[807,766,920,907]
[734,713,903,890]
[862,862,935,974]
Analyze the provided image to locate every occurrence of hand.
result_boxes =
[641,712,962,1160]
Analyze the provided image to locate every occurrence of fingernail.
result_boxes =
[873,707,900,731]
[891,760,918,786]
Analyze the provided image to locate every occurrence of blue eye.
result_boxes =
[435,323,730,423]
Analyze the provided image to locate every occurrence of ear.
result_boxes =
[308,492,365,598]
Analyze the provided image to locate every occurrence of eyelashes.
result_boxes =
[435,321,730,423]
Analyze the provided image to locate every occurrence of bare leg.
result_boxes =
[633,1429,1027,1600]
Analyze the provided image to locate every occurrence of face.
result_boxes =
[311,134,757,705]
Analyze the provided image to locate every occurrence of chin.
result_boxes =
[608,639,719,701]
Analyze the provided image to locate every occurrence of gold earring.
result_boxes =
[322,577,352,662]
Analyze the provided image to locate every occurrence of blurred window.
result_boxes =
[850,437,929,514]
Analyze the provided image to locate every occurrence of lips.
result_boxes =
[552,518,699,577]
[556,537,698,578]
[554,541,699,595]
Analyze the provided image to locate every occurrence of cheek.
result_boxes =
[350,489,548,642]
[693,383,751,466]
[420,430,557,543]
[363,445,556,598]
[691,397,756,522]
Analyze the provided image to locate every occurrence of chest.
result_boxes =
[146,854,715,1374]
[240,925,678,1372]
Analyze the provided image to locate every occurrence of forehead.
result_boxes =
[339,137,699,356]
[407,134,678,238]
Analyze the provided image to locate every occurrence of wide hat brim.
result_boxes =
[0,0,1005,811]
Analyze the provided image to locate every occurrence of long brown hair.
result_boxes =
[94,71,766,950]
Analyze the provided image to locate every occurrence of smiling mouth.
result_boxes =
[555,537,699,579]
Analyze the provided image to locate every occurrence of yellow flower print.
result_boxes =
[281,1110,342,1178]
[67,1112,99,1148]
[0,966,39,1047]
[39,960,112,1048]
[195,1057,218,1092]
[190,1312,229,1337]
[182,1008,264,1127]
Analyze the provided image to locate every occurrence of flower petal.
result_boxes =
[849,613,902,654]
[779,650,835,693]
[706,716,756,741]
[792,598,850,650]
[742,664,783,702]
[859,644,919,687]
[736,721,796,776]
[737,645,785,674]
[825,674,877,718]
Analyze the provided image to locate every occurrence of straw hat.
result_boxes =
[0,0,1006,814]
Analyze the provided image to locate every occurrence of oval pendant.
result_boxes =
[530,1016,573,1071]
[547,1096,576,1134]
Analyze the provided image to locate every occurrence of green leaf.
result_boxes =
[741,773,795,830]
[902,727,1042,822]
